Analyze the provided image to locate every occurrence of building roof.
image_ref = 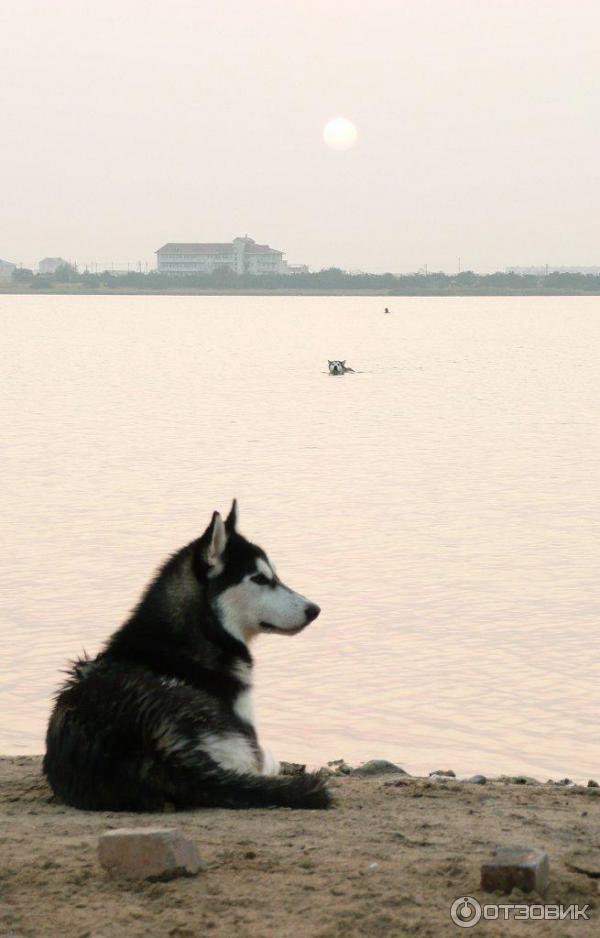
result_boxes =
[245,244,283,255]
[156,241,283,256]
[157,243,232,255]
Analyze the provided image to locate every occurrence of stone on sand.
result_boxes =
[279,762,306,776]
[326,759,353,775]
[352,760,407,777]
[481,847,549,894]
[98,827,204,881]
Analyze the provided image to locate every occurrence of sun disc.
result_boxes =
[323,117,358,151]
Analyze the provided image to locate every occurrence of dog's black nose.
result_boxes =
[304,603,321,622]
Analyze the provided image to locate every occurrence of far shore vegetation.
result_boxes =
[5,263,600,296]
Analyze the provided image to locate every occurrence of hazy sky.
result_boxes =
[2,0,599,273]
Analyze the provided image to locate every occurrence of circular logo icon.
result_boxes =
[450,896,482,928]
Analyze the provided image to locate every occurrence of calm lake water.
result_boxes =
[2,294,599,780]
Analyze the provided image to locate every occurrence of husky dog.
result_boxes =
[44,502,330,811]
[328,359,355,375]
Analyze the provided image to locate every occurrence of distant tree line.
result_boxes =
[10,263,600,294]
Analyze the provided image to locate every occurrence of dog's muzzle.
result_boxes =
[260,603,321,635]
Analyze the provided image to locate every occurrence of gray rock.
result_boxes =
[429,769,456,778]
[98,827,204,881]
[481,847,549,894]
[326,759,353,775]
[464,774,487,785]
[352,760,407,777]
[279,762,306,776]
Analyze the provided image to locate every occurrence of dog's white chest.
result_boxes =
[233,686,255,726]
[201,732,260,774]
[231,661,255,727]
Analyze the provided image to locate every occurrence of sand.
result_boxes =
[1,756,598,938]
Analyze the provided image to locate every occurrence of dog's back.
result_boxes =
[45,657,169,811]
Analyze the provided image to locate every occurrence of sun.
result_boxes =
[323,117,358,151]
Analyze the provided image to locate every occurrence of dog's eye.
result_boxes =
[251,573,271,586]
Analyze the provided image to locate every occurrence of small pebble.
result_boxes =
[497,775,539,786]
[279,762,306,776]
[326,759,353,775]
[429,769,456,778]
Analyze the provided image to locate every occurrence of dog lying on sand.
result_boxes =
[44,501,330,811]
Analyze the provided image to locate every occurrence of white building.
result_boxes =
[0,259,16,282]
[156,236,287,275]
[39,257,69,274]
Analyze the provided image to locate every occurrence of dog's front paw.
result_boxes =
[261,748,280,777]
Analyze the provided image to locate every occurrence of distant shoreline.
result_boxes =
[4,286,600,297]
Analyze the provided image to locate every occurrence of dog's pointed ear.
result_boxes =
[225,498,238,533]
[203,511,227,569]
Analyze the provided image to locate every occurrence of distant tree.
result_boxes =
[12,267,34,283]
[208,265,237,285]
[53,263,80,283]
[36,263,600,296]
[81,270,100,288]
[30,276,52,290]
[454,270,478,285]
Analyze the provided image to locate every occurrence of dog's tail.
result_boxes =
[170,768,332,810]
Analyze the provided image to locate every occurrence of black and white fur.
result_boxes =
[328,359,355,375]
[44,501,330,811]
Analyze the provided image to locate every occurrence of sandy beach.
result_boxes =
[1,756,598,938]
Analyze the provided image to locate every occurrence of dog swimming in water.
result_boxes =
[328,359,355,375]
[44,501,330,811]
